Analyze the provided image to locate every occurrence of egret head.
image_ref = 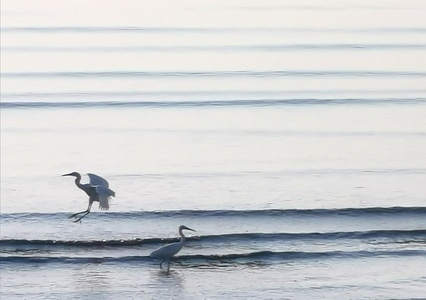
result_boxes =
[179,225,196,232]
[62,172,80,177]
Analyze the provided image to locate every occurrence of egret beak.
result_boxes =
[183,226,196,232]
[62,173,73,177]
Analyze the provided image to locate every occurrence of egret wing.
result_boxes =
[150,242,183,258]
[95,185,115,210]
[88,173,110,187]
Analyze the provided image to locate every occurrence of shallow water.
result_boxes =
[1,0,426,299]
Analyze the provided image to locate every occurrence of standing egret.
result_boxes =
[62,172,115,222]
[150,225,196,273]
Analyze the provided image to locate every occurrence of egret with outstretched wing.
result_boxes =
[62,172,115,222]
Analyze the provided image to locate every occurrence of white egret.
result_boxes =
[62,172,115,222]
[150,225,196,273]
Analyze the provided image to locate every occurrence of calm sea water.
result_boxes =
[1,1,426,299]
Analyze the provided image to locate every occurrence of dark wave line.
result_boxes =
[1,98,425,109]
[1,230,425,248]
[180,249,426,261]
[3,44,425,53]
[200,230,426,243]
[2,26,425,34]
[3,89,426,99]
[2,207,426,221]
[2,70,425,78]
[1,250,424,265]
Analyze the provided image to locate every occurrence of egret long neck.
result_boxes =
[179,228,186,244]
[74,174,84,189]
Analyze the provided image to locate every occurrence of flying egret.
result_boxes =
[62,172,115,222]
[150,225,196,273]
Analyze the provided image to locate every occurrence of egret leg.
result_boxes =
[159,260,170,273]
[69,202,92,222]
[68,209,88,219]
[166,260,170,274]
[73,211,90,223]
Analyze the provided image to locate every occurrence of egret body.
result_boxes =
[62,172,115,222]
[150,225,195,273]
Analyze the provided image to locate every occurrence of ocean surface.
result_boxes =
[1,0,426,299]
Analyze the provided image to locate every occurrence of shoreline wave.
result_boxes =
[2,98,426,109]
[1,229,425,248]
[2,206,426,220]
[3,70,426,79]
[1,249,425,265]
